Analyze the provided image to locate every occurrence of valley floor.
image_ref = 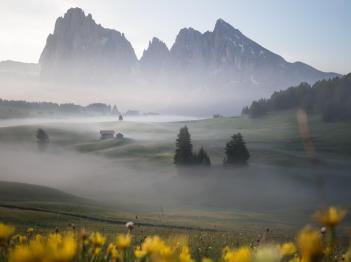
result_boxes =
[0,110,350,236]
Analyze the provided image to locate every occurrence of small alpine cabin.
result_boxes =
[100,130,115,140]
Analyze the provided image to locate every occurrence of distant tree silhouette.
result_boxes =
[241,106,249,115]
[36,128,49,151]
[242,74,351,122]
[174,126,194,165]
[195,147,211,166]
[249,100,268,118]
[112,105,119,115]
[119,114,123,121]
[36,129,49,143]
[224,133,250,166]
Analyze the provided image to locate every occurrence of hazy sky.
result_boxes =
[0,0,350,74]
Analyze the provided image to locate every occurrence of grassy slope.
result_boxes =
[0,181,83,202]
[1,111,351,234]
[71,111,351,166]
[1,111,350,164]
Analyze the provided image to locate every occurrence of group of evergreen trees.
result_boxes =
[174,126,249,167]
[0,98,120,118]
[242,74,351,122]
[174,126,211,166]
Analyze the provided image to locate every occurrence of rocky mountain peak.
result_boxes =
[39,7,137,80]
[144,37,169,55]
[38,8,339,94]
[140,37,170,75]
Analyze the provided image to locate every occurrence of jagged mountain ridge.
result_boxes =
[39,8,137,79]
[39,8,338,89]
[164,19,337,89]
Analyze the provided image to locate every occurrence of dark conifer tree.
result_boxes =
[174,126,194,165]
[112,105,119,115]
[195,147,211,166]
[36,128,49,144]
[224,133,250,165]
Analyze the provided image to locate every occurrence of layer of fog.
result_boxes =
[0,115,203,128]
[0,75,265,116]
[1,117,350,226]
[0,141,350,220]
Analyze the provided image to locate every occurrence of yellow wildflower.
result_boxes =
[9,238,45,262]
[8,245,33,262]
[115,233,132,250]
[134,245,147,258]
[18,235,27,244]
[141,235,166,254]
[314,206,347,227]
[0,223,15,241]
[107,243,120,260]
[27,238,46,260]
[297,227,323,262]
[179,246,194,262]
[47,233,77,261]
[27,227,34,234]
[202,258,214,262]
[93,247,102,257]
[280,242,297,257]
[89,232,106,248]
[137,235,174,261]
[34,234,44,242]
[107,243,116,253]
[223,246,252,262]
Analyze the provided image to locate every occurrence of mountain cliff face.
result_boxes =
[37,8,339,112]
[164,19,337,91]
[39,8,137,80]
[140,37,170,78]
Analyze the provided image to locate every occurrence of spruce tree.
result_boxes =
[36,128,49,144]
[224,133,250,165]
[195,147,211,166]
[174,126,194,165]
[112,105,119,115]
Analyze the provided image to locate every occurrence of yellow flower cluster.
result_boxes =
[0,223,15,241]
[0,206,349,262]
[9,232,77,262]
[314,206,347,228]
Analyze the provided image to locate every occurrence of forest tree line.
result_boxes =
[0,98,119,118]
[242,73,351,122]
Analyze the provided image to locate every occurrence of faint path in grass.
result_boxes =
[0,203,223,232]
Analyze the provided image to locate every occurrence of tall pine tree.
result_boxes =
[174,126,194,165]
[224,133,250,165]
[195,147,211,166]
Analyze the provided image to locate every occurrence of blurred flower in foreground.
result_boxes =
[297,227,323,262]
[0,223,15,241]
[179,245,194,262]
[280,242,296,257]
[9,232,76,262]
[89,232,106,248]
[116,233,132,250]
[314,207,347,228]
[47,233,77,262]
[107,243,120,261]
[223,246,252,262]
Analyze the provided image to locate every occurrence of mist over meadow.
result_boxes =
[1,116,350,226]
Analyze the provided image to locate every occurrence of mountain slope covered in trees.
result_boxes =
[242,73,351,122]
